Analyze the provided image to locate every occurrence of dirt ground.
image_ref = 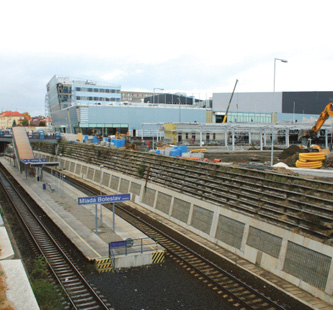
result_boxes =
[204,145,333,168]
[204,148,283,165]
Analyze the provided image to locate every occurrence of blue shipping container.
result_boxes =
[170,149,181,157]
[179,146,187,153]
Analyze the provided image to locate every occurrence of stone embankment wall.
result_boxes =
[33,142,333,304]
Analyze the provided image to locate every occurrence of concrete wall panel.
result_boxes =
[283,241,331,290]
[75,164,82,175]
[216,215,245,249]
[247,227,282,258]
[102,173,110,187]
[94,169,101,183]
[110,175,119,191]
[130,182,141,196]
[172,198,190,223]
[87,167,94,180]
[156,192,172,215]
[191,205,213,234]
[119,179,130,193]
[69,162,75,173]
[142,188,156,207]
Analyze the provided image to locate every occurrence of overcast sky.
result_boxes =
[1,0,332,116]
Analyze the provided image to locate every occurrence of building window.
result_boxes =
[185,133,189,139]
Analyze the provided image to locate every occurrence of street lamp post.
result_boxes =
[99,165,104,227]
[272,58,288,165]
[152,88,164,150]
[273,58,288,92]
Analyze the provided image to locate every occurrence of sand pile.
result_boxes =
[278,145,304,167]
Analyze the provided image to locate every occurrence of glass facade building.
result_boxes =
[46,75,121,115]
[45,75,208,136]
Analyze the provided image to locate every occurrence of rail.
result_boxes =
[0,163,111,309]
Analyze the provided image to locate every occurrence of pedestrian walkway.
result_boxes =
[0,214,39,310]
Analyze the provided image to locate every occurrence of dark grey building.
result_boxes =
[213,91,333,115]
[144,93,204,106]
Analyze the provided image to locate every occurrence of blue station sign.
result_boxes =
[21,158,46,163]
[78,193,131,205]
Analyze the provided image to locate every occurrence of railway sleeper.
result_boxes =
[75,300,99,309]
[202,269,220,275]
[61,277,79,284]
[50,261,68,267]
[64,281,84,288]
[59,272,76,278]
[237,292,256,300]
[246,298,268,306]
[71,292,92,299]
[79,305,100,310]
[66,285,86,293]
[72,295,94,302]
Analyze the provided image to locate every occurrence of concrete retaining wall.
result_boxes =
[37,152,333,304]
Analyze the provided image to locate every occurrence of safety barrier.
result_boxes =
[152,250,165,264]
[109,237,157,256]
[95,258,113,273]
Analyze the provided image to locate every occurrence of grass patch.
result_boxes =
[30,256,63,310]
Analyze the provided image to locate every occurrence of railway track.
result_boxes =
[0,164,112,310]
[116,204,286,310]
[68,175,298,310]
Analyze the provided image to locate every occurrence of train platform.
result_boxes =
[1,157,164,272]
[0,214,39,309]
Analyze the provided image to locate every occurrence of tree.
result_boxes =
[21,119,29,126]
[39,121,46,127]
[23,112,31,119]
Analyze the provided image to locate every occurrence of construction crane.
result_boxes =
[222,79,238,123]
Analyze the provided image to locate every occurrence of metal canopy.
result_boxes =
[24,162,60,168]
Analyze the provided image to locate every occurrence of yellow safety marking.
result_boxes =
[95,258,113,273]
[152,251,165,264]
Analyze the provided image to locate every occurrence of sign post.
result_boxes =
[113,203,115,232]
[95,204,98,235]
[78,194,131,235]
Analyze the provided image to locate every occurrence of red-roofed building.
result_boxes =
[0,111,25,129]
